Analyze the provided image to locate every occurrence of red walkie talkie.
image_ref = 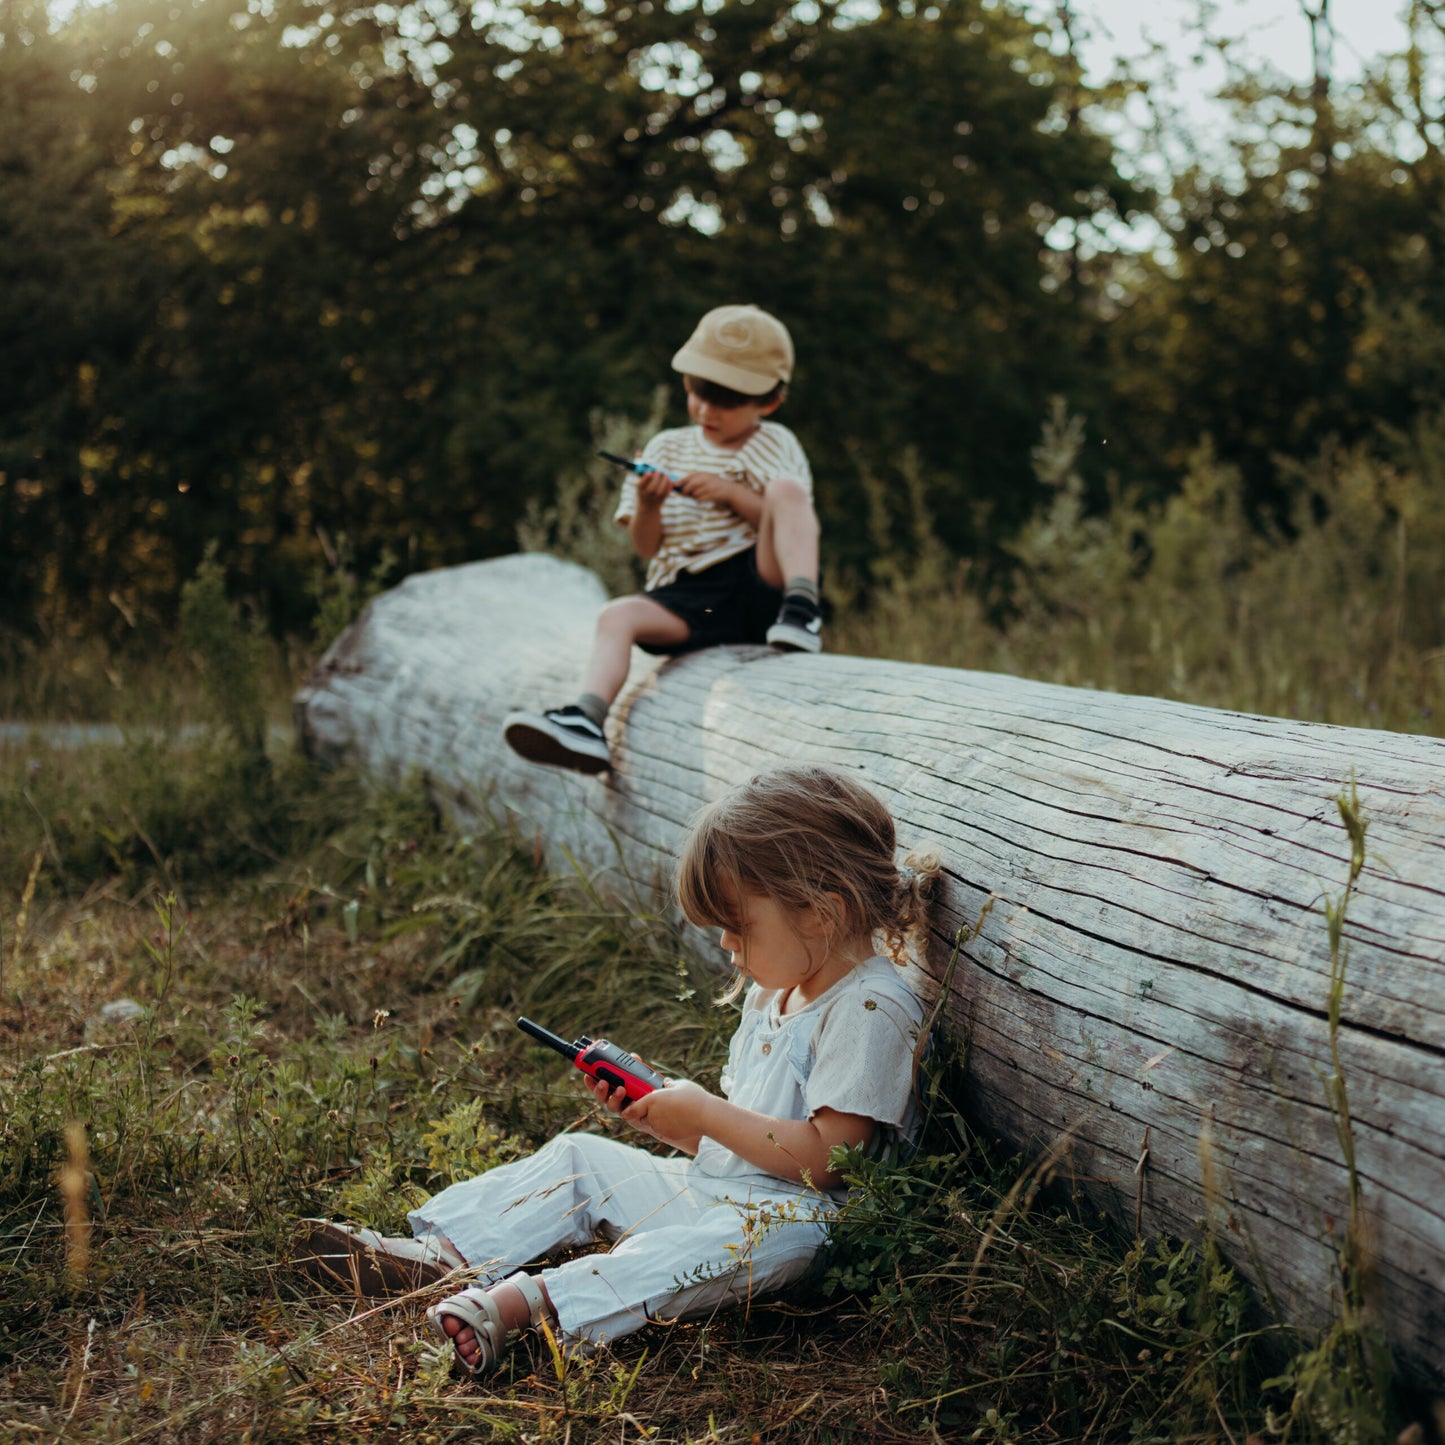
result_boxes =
[517,1017,667,1101]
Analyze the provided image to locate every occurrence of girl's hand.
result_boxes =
[620,1079,713,1151]
[583,1073,677,1124]
[583,1076,710,1154]
[585,1074,632,1116]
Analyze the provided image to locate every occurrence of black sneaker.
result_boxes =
[765,595,824,653]
[502,706,611,774]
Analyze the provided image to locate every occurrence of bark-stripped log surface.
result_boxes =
[296,553,1445,1386]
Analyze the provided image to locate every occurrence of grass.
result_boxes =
[0,711,1424,1442]
[0,766,1258,1443]
[0,762,736,1443]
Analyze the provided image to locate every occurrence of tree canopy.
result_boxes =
[2,0,1143,629]
[2,0,1441,636]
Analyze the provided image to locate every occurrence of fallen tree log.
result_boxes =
[295,553,1445,1387]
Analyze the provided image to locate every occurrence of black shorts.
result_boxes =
[638,548,783,655]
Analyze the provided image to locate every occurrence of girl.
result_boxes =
[298,764,939,1374]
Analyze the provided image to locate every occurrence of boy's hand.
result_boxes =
[636,467,676,505]
[675,471,740,506]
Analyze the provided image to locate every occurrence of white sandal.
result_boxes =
[426,1274,552,1375]
[294,1219,461,1296]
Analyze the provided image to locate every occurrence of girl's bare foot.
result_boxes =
[436,1307,487,1370]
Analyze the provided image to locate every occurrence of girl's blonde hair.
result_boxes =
[676,764,940,967]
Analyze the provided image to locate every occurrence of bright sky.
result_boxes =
[1022,0,1419,252]
[1062,0,1411,98]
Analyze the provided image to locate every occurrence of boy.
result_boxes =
[503,304,823,775]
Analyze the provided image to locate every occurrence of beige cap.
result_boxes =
[671,304,794,395]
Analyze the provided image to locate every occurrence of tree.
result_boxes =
[1101,1,1445,517]
[1,0,1142,631]
[424,0,1143,571]
[0,0,168,627]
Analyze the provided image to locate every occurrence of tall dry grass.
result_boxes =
[831,401,1445,737]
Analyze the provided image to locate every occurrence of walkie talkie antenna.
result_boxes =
[517,1016,578,1057]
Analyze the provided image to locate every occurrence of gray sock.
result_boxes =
[784,576,820,605]
[576,693,609,728]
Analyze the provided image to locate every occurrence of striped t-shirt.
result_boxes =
[614,422,813,591]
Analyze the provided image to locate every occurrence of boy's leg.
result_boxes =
[501,596,689,773]
[754,480,824,652]
[580,596,692,704]
[752,478,820,592]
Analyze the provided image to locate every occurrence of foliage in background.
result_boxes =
[511,394,1445,740]
[514,389,666,599]
[1,556,341,897]
[0,0,1139,637]
[5,0,1445,689]
[832,401,1445,737]
[1088,1,1445,523]
[179,544,272,780]
[307,530,398,655]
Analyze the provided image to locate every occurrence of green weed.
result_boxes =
[515,395,666,598]
[823,1102,1263,1441]
[179,545,273,784]
[307,529,398,657]
[1259,787,1394,1444]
